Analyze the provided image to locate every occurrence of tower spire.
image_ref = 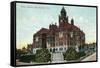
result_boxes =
[60,7,66,17]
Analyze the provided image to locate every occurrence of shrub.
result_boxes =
[78,51,86,57]
[19,55,35,63]
[35,48,51,62]
[63,47,79,61]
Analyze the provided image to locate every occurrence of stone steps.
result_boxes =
[51,52,65,63]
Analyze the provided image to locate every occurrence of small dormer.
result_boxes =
[49,23,57,30]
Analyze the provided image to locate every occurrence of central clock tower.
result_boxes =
[59,7,68,27]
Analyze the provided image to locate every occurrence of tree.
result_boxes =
[35,48,51,62]
[16,47,28,59]
[16,49,23,59]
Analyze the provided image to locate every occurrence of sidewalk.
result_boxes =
[81,52,96,61]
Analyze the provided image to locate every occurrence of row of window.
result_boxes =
[48,47,67,52]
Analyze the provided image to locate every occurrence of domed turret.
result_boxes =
[71,18,74,25]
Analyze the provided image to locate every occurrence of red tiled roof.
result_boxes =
[49,28,59,32]
[35,23,80,35]
[37,28,49,34]
[63,23,80,31]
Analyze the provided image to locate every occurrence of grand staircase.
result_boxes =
[51,52,65,63]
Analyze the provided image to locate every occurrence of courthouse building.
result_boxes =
[30,7,85,54]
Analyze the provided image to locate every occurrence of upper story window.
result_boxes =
[82,35,85,40]
[35,37,39,42]
[70,32,73,38]
[59,32,63,38]
[60,19,63,22]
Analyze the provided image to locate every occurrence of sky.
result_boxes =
[16,3,97,49]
